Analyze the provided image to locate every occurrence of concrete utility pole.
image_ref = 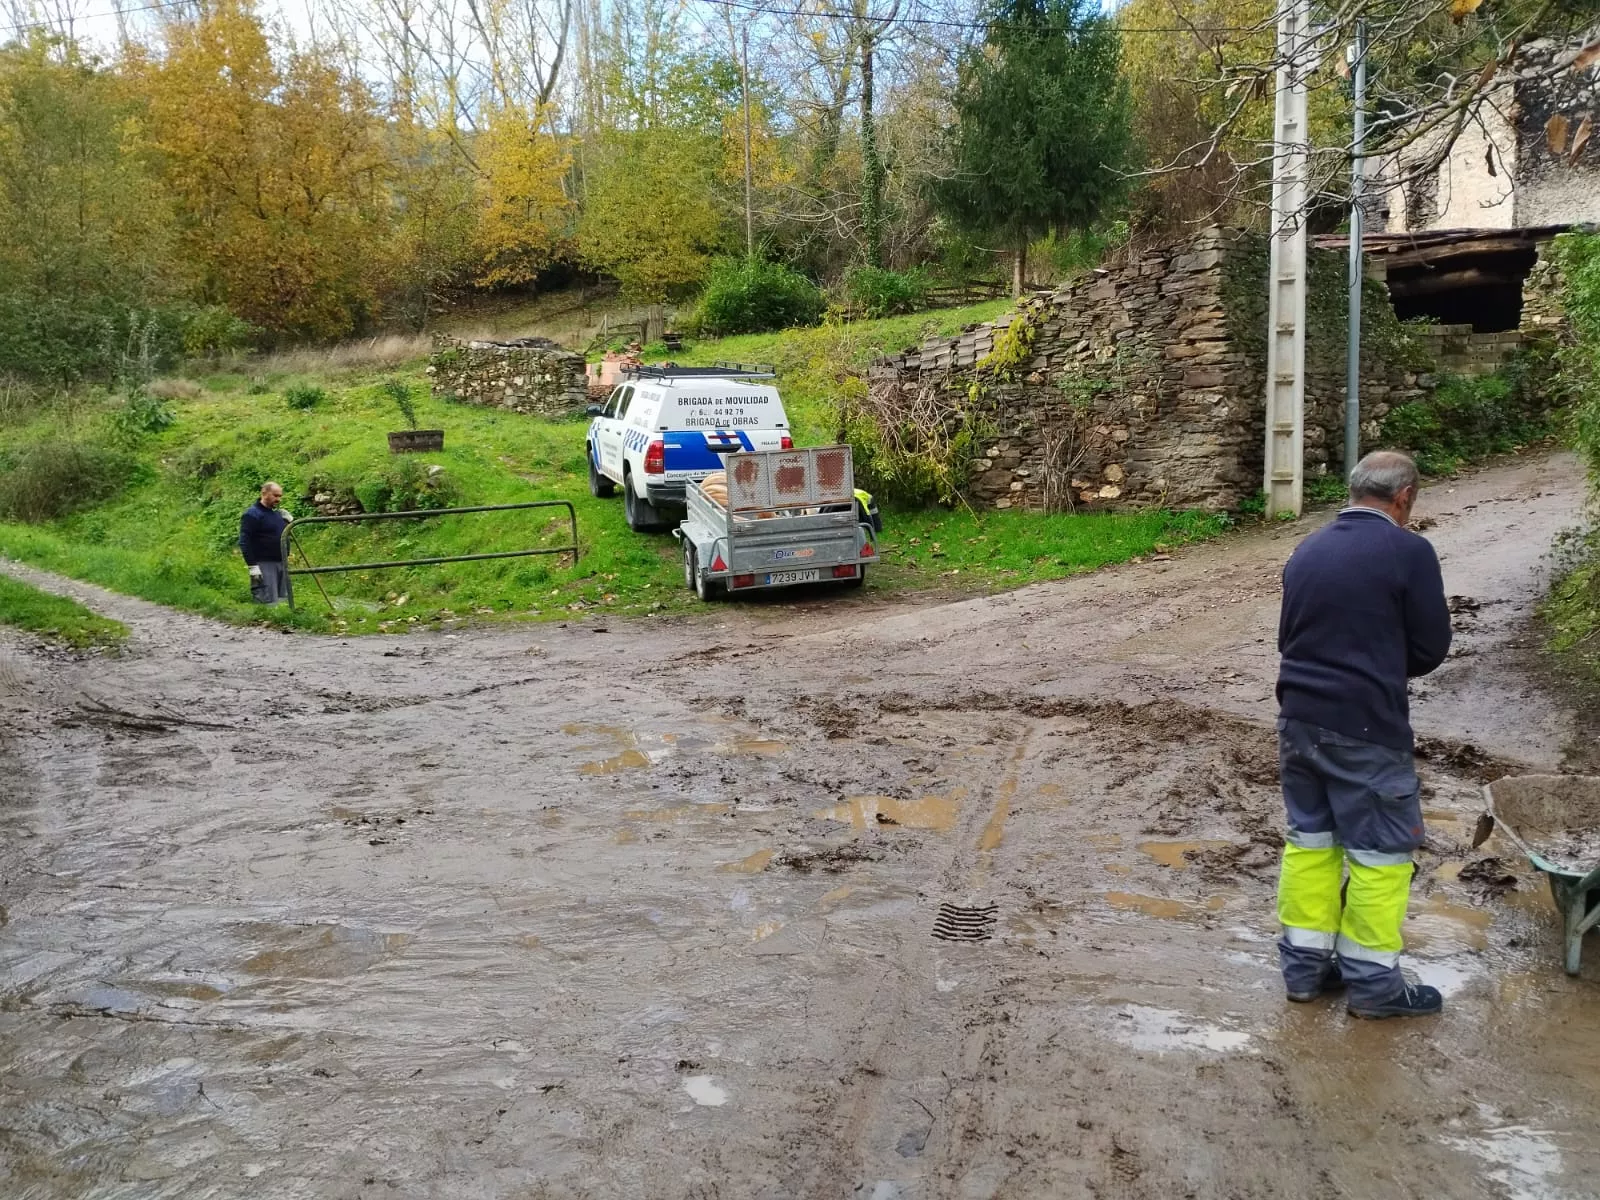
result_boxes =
[1263,0,1312,518]
[742,25,754,258]
[1345,20,1368,481]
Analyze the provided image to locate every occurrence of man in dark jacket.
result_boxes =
[1275,450,1452,1019]
[239,481,293,604]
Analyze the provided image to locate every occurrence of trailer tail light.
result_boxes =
[832,565,857,579]
[732,574,755,589]
[780,435,794,450]
[711,554,727,572]
[861,543,874,557]
[643,439,665,474]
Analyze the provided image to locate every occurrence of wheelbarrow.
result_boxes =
[1479,774,1600,975]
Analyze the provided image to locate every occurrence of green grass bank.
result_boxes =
[0,573,128,648]
[0,301,1226,634]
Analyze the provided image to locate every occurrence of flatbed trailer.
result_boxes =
[673,445,879,600]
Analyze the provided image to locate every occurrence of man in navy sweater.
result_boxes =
[239,481,293,605]
[1276,450,1453,1019]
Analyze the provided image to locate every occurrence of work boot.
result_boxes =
[1348,981,1443,1020]
[1286,961,1346,1003]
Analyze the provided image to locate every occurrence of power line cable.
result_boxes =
[2,0,191,38]
[693,0,1269,36]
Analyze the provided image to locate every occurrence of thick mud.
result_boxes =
[2,452,1598,1199]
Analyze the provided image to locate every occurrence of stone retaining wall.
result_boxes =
[1411,324,1525,375]
[426,335,589,417]
[867,228,1436,512]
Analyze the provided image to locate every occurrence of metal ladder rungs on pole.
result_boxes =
[1262,0,1310,519]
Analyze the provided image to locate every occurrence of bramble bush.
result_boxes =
[1379,363,1553,475]
[843,267,929,318]
[1543,232,1600,674]
[0,437,137,521]
[285,384,328,410]
[691,258,825,336]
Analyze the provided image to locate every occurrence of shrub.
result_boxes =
[353,458,455,513]
[109,390,176,440]
[285,384,328,410]
[693,258,825,336]
[1380,365,1552,475]
[844,267,929,318]
[0,438,136,521]
[177,304,258,358]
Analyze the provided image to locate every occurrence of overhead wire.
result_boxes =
[692,0,1271,36]
[1,0,191,37]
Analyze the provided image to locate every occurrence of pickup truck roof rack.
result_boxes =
[622,361,776,380]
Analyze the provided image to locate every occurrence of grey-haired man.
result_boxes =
[1275,451,1453,1019]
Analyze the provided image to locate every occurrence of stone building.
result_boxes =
[427,336,589,417]
[867,228,1436,513]
[1369,37,1600,232]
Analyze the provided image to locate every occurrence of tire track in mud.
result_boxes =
[781,730,1034,1197]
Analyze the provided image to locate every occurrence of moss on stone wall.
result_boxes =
[1219,233,1430,376]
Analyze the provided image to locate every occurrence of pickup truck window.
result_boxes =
[602,389,622,419]
[616,386,636,419]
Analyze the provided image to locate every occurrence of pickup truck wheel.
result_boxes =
[624,474,659,532]
[588,449,615,498]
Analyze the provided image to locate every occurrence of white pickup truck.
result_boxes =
[585,364,793,532]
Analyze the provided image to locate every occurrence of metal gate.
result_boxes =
[278,500,579,611]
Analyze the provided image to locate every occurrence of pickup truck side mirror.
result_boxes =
[585,405,604,417]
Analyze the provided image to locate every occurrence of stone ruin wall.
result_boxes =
[868,228,1438,512]
[427,335,589,417]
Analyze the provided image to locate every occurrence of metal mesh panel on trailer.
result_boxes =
[726,446,854,512]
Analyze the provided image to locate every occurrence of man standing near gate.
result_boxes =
[239,481,293,605]
[1275,450,1453,1019]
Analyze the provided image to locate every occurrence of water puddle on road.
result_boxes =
[128,978,229,1002]
[719,739,788,757]
[1136,839,1235,869]
[623,803,726,822]
[1409,956,1485,998]
[683,1076,728,1107]
[814,792,963,832]
[581,749,651,775]
[1103,892,1228,920]
[718,849,774,874]
[1406,896,1492,953]
[239,924,411,979]
[1104,1005,1254,1054]
[1444,1104,1568,1200]
[566,724,787,775]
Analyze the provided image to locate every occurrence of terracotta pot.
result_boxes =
[388,429,444,453]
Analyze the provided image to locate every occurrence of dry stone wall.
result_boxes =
[1411,324,1526,375]
[427,336,589,417]
[867,228,1436,512]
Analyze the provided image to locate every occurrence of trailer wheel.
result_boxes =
[693,548,724,602]
[683,539,697,591]
[588,448,615,498]
[843,565,866,590]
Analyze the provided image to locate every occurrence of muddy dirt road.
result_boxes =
[2,453,1597,1200]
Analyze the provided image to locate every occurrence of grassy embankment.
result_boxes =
[0,300,1226,633]
[0,574,127,647]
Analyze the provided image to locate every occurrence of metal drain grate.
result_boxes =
[932,901,998,942]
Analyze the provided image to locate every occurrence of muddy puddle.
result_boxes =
[2,453,1596,1198]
